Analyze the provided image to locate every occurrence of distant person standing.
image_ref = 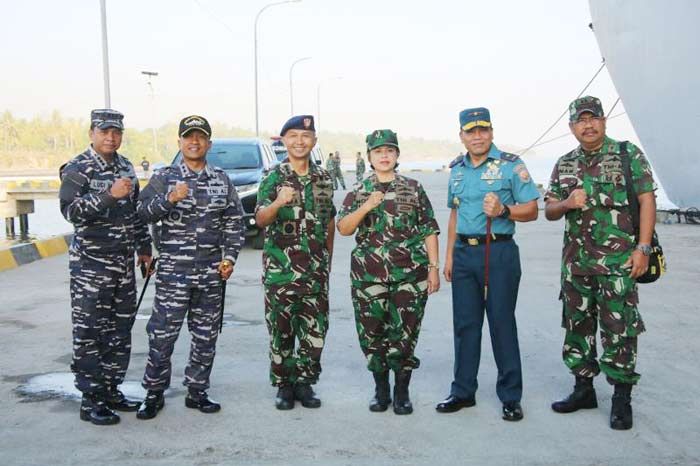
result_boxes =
[59,109,152,425]
[545,96,657,430]
[256,115,336,410]
[334,151,346,190]
[355,151,366,184]
[141,157,150,174]
[435,107,538,421]
[326,153,338,190]
[135,115,244,420]
[337,129,440,415]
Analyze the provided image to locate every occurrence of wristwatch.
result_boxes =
[499,205,511,219]
[635,244,652,256]
[427,262,439,270]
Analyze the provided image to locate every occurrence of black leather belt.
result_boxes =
[458,234,512,246]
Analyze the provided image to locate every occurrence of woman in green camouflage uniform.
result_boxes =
[337,129,440,415]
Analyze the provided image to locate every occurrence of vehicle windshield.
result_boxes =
[207,144,262,170]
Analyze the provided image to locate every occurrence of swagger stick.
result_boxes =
[484,217,492,301]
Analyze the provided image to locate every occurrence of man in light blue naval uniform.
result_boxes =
[435,107,539,421]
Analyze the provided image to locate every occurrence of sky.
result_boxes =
[1,0,643,185]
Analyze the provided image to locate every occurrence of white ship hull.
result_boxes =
[589,0,700,209]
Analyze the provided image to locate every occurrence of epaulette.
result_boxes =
[448,155,464,168]
[499,152,521,163]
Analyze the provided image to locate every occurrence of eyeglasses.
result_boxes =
[573,116,604,126]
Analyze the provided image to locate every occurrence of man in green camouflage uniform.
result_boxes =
[326,153,338,190]
[337,129,440,415]
[355,151,366,184]
[545,96,657,430]
[256,115,336,410]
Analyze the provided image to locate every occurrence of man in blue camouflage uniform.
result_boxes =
[435,108,539,421]
[135,115,244,420]
[59,109,153,425]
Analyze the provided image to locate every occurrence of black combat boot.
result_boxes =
[104,386,140,412]
[275,384,294,410]
[294,383,321,408]
[80,393,120,425]
[185,389,221,413]
[551,376,598,413]
[136,390,165,420]
[610,383,633,430]
[369,371,391,412]
[393,370,413,415]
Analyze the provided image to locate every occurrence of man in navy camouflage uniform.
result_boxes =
[60,109,153,425]
[135,115,244,420]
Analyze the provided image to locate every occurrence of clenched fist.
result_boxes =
[483,192,503,218]
[363,191,385,211]
[168,182,189,203]
[275,186,296,206]
[110,178,132,199]
[565,188,587,210]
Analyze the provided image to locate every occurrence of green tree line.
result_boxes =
[0,110,463,171]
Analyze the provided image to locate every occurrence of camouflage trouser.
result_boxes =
[561,273,645,385]
[142,278,222,391]
[69,255,137,394]
[264,284,329,386]
[351,279,428,373]
[356,170,365,184]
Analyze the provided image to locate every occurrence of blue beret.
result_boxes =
[459,107,492,131]
[280,115,315,136]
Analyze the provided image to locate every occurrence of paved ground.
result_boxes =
[1,172,699,466]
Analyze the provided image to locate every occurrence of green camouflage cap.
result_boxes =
[569,96,604,122]
[366,129,399,152]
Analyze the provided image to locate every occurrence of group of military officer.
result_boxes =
[62,94,656,431]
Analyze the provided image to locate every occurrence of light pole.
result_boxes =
[254,0,302,136]
[99,0,111,107]
[289,57,311,115]
[316,77,342,136]
[141,71,159,156]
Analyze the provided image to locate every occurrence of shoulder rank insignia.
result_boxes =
[449,155,465,168]
[500,152,520,163]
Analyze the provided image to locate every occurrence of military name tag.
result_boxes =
[207,186,228,196]
[90,179,111,192]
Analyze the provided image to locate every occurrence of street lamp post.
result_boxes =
[254,0,302,136]
[99,0,111,108]
[289,57,311,115]
[141,71,159,156]
[316,77,342,136]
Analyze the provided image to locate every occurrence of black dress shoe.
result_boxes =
[80,394,120,426]
[136,390,165,420]
[185,389,221,413]
[104,386,140,412]
[294,383,321,408]
[502,401,524,421]
[435,395,476,413]
[275,385,294,410]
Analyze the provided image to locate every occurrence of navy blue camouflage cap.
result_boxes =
[280,115,315,136]
[178,115,211,138]
[366,129,399,152]
[459,107,492,131]
[569,96,604,122]
[90,109,124,130]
